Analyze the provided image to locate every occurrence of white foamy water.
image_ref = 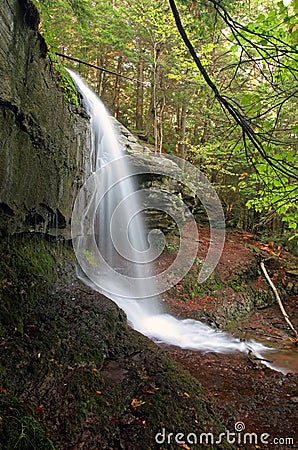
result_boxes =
[135,314,249,352]
[69,70,278,368]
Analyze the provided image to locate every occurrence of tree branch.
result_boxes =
[55,52,146,85]
[168,0,298,180]
[260,261,298,342]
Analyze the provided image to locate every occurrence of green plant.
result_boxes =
[54,62,80,106]
[228,280,246,292]
[0,394,55,449]
[80,249,98,268]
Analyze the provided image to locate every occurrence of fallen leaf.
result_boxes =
[178,444,190,450]
[92,367,99,373]
[141,388,155,394]
[131,398,146,408]
[34,405,45,414]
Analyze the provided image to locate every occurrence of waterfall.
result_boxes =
[68,69,161,326]
[69,70,272,358]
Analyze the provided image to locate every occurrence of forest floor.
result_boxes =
[1,229,297,449]
[157,224,298,449]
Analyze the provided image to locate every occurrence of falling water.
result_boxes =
[68,69,161,324]
[69,70,275,362]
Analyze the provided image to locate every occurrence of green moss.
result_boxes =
[165,237,180,254]
[228,280,246,292]
[79,249,98,268]
[53,62,80,106]
[181,270,223,299]
[0,234,61,334]
[0,232,233,448]
[0,393,55,449]
[225,318,238,331]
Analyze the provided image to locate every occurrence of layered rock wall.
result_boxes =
[0,0,89,235]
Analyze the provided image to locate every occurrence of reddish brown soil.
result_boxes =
[157,225,298,449]
[166,346,298,450]
[159,224,297,322]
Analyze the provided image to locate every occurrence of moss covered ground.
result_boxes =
[0,233,233,449]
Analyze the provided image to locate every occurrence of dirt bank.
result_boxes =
[159,225,298,449]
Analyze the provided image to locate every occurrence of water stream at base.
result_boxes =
[69,70,294,374]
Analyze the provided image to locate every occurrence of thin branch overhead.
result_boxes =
[56,53,147,85]
[168,0,298,180]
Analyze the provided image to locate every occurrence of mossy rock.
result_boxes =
[0,232,233,449]
[0,392,55,449]
[1,282,232,448]
[52,61,80,106]
[0,233,62,335]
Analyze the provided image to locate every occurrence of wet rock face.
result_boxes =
[0,0,89,235]
[0,0,206,238]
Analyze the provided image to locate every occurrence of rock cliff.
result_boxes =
[0,0,89,235]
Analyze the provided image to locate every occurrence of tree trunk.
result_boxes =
[145,86,155,142]
[177,103,187,161]
[158,95,166,153]
[135,56,144,131]
[112,55,122,119]
[200,120,209,144]
[97,54,106,97]
[153,43,159,151]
